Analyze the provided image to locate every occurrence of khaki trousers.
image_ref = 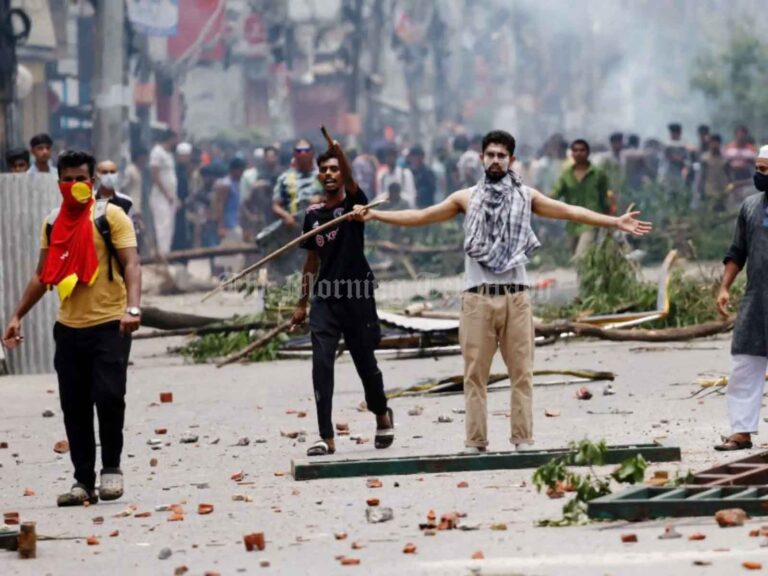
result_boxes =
[459,290,534,448]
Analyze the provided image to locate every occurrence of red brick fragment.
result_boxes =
[53,440,69,454]
[160,392,173,403]
[743,562,763,570]
[715,508,748,528]
[367,498,380,507]
[198,503,214,515]
[621,533,638,543]
[403,543,417,554]
[689,533,706,541]
[471,551,484,560]
[340,557,361,565]
[86,536,99,546]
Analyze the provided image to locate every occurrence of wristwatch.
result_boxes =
[126,307,141,317]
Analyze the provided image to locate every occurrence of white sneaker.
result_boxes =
[99,470,124,501]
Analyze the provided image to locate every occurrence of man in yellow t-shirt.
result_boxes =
[2,150,142,507]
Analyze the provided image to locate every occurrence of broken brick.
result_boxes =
[743,562,763,571]
[689,533,706,541]
[297,411,307,418]
[750,529,761,537]
[490,523,508,531]
[155,428,167,435]
[92,516,104,525]
[576,387,593,400]
[231,471,245,482]
[471,551,484,560]
[366,478,382,489]
[621,533,638,543]
[150,458,158,467]
[86,536,99,546]
[134,512,152,518]
[243,532,265,551]
[544,409,561,418]
[366,498,380,507]
[403,543,417,554]
[336,422,349,432]
[174,568,188,576]
[109,530,119,538]
[351,541,364,549]
[160,392,173,403]
[340,557,361,566]
[167,513,184,522]
[23,488,35,497]
[715,508,748,528]
[197,503,214,515]
[53,440,69,454]
[335,532,348,540]
[457,481,469,488]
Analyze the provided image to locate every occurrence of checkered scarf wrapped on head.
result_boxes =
[463,170,540,274]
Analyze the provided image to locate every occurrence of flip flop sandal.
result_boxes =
[714,439,753,451]
[57,483,99,507]
[306,440,335,457]
[375,408,395,449]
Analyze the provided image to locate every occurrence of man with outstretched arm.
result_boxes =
[291,140,393,457]
[353,130,651,452]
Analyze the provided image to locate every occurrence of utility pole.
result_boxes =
[0,0,29,162]
[93,0,127,162]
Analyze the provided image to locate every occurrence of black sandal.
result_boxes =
[375,408,395,449]
[306,440,335,457]
[714,436,753,451]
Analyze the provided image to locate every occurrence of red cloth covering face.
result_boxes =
[40,181,99,301]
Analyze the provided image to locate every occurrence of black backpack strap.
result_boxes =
[94,199,123,281]
[44,208,60,247]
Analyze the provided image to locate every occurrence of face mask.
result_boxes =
[754,172,768,193]
[99,173,119,190]
[60,181,93,204]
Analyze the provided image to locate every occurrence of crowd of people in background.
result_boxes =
[4,120,758,267]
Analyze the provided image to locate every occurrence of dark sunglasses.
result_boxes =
[294,147,312,154]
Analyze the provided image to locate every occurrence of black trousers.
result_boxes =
[53,320,131,489]
[309,297,387,440]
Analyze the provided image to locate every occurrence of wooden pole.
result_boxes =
[216,319,293,368]
[201,197,387,302]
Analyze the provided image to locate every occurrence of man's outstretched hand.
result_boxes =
[350,204,376,222]
[616,211,652,236]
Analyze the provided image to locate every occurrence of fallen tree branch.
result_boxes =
[216,320,293,368]
[134,320,273,341]
[534,319,734,342]
[141,307,223,330]
[141,243,261,265]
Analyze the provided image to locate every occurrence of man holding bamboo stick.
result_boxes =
[291,139,393,457]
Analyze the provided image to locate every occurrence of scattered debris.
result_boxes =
[198,504,214,515]
[367,498,380,507]
[160,392,173,403]
[647,470,670,487]
[231,471,246,482]
[576,387,593,400]
[42,409,55,418]
[403,543,417,554]
[658,525,681,539]
[366,507,394,523]
[340,557,361,565]
[471,551,484,560]
[4,512,19,526]
[23,488,34,497]
[147,438,163,447]
[280,431,306,440]
[490,523,508,531]
[180,433,199,444]
[351,541,364,550]
[366,478,382,489]
[544,409,561,418]
[53,440,69,454]
[457,481,469,488]
[150,458,158,467]
[693,560,712,566]
[408,406,424,416]
[621,533,638,543]
[109,530,119,538]
[174,568,188,576]
[92,516,104,525]
[743,562,763,571]
[689,533,706,541]
[86,536,99,546]
[155,428,167,435]
[158,547,172,560]
[436,415,453,423]
[603,384,616,396]
[715,508,747,528]
[243,532,266,551]
[234,437,250,447]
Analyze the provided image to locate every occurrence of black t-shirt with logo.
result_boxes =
[299,190,375,299]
